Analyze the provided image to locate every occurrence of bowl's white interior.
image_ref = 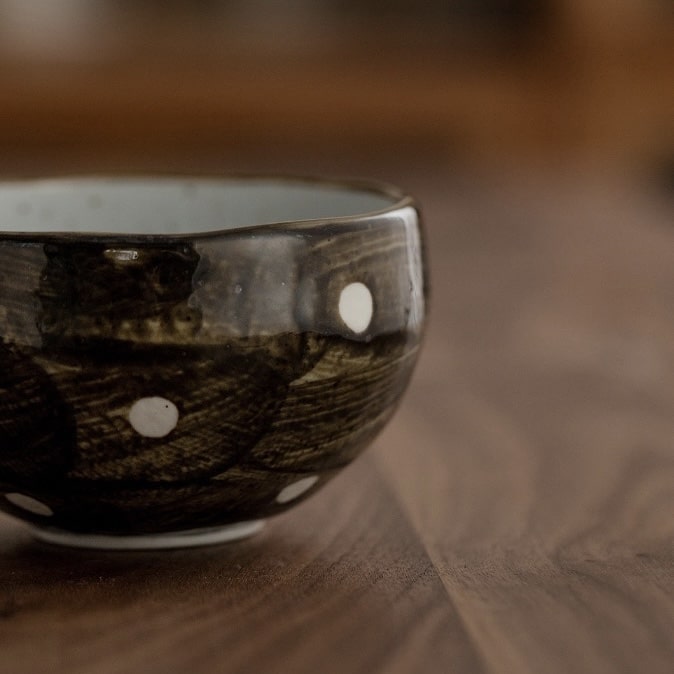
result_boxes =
[0,178,398,235]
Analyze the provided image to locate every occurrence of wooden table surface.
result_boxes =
[0,168,672,673]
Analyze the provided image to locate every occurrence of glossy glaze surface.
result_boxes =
[0,178,425,537]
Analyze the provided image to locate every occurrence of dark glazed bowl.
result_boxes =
[0,176,426,549]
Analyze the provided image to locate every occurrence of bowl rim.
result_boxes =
[0,173,418,242]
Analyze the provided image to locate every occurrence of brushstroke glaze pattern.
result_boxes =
[0,179,426,538]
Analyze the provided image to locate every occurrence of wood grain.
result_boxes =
[0,168,672,673]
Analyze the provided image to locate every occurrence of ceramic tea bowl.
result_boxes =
[0,176,426,549]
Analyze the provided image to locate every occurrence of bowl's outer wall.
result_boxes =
[0,206,425,534]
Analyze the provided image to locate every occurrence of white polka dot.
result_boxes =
[128,397,179,438]
[276,476,319,504]
[6,493,53,516]
[338,282,373,334]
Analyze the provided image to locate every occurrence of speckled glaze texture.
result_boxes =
[0,178,426,538]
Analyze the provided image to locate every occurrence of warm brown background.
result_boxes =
[0,0,672,175]
[0,2,672,673]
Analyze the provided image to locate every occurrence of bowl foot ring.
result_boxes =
[30,520,265,550]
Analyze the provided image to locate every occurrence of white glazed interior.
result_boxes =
[0,178,398,235]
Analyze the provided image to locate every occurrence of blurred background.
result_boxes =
[0,0,672,186]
